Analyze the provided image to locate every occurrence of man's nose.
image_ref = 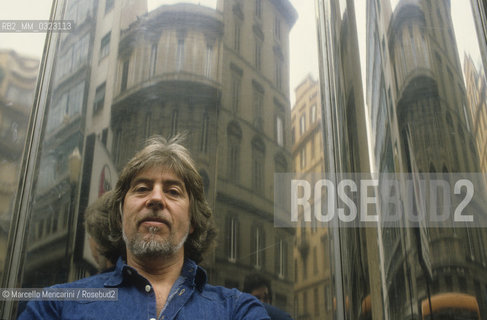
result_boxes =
[146,186,165,209]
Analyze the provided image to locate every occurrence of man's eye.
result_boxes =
[134,186,150,192]
[167,188,181,196]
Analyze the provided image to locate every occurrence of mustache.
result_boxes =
[136,212,171,229]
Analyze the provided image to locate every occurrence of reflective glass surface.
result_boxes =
[317,0,487,319]
[1,0,487,319]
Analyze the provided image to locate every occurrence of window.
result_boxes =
[144,113,151,138]
[100,32,111,59]
[311,104,317,123]
[276,115,284,146]
[251,225,265,269]
[72,34,89,72]
[273,153,287,212]
[121,59,129,91]
[171,109,178,136]
[255,39,262,70]
[105,0,114,14]
[205,45,213,78]
[234,22,241,53]
[227,123,242,182]
[200,113,209,153]
[149,43,157,77]
[255,0,262,18]
[300,113,306,135]
[274,16,281,41]
[227,216,239,262]
[252,138,265,193]
[275,61,282,90]
[252,85,264,130]
[231,73,241,112]
[228,142,240,182]
[276,238,287,278]
[93,82,106,113]
[177,38,184,70]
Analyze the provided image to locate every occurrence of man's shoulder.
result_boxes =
[197,284,262,307]
[200,283,243,300]
[263,303,294,320]
[195,284,270,319]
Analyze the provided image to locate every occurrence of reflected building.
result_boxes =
[110,0,297,312]
[318,0,487,318]
[21,0,147,287]
[317,0,378,319]
[5,0,487,319]
[464,54,487,174]
[291,75,332,320]
[22,0,100,287]
[363,0,487,318]
[214,0,296,312]
[12,0,297,312]
[0,50,39,281]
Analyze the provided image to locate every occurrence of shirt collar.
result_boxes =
[103,256,207,290]
[180,258,207,292]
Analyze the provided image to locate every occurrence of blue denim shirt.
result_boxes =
[18,258,270,320]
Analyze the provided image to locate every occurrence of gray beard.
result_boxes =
[123,226,188,259]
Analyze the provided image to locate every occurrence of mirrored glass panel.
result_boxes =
[3,0,487,319]
[1,0,324,318]
[0,0,49,309]
[317,0,487,319]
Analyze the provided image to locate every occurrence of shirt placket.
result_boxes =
[142,282,159,320]
[158,284,193,320]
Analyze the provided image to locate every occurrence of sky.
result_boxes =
[0,0,318,106]
[0,1,52,59]
[3,0,478,108]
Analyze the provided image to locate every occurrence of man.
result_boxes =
[20,136,270,320]
[84,190,121,271]
[243,273,293,320]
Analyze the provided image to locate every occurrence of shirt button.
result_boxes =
[145,285,151,293]
[127,269,132,276]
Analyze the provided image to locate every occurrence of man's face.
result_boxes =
[250,286,271,304]
[122,166,192,259]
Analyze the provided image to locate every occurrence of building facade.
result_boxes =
[317,0,487,318]
[0,50,39,283]
[1,0,297,316]
[291,75,332,320]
